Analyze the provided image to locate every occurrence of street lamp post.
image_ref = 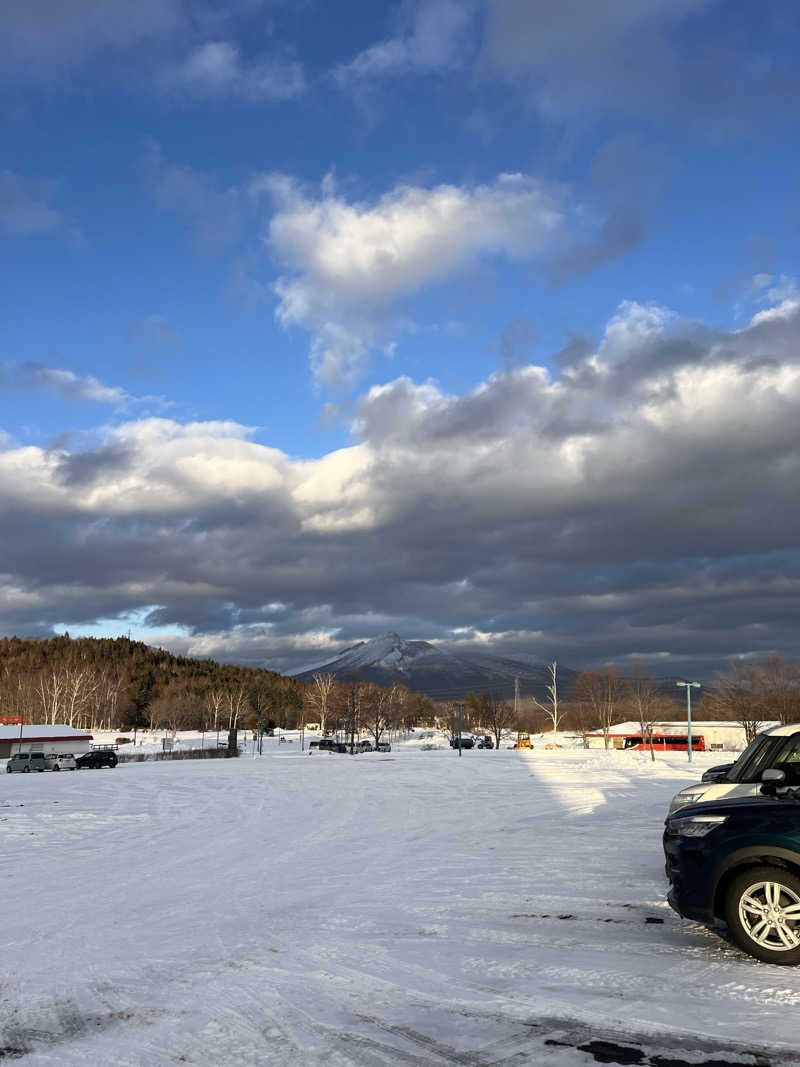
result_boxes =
[676,681,701,762]
[453,701,465,757]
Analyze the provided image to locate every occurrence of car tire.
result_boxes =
[6,766,11,773]
[108,756,117,767]
[724,865,800,965]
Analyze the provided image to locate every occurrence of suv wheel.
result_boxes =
[725,865,800,964]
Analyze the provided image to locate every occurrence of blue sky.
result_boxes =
[1,0,800,678]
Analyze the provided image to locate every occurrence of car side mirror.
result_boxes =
[701,763,734,783]
[761,768,787,796]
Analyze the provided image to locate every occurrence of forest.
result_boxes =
[0,634,429,744]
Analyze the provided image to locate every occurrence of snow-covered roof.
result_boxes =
[607,720,776,734]
[0,725,93,740]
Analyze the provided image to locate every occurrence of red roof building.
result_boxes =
[0,725,94,758]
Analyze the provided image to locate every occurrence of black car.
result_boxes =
[314,738,348,753]
[450,736,475,749]
[664,770,800,964]
[76,748,118,769]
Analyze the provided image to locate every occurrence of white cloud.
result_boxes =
[0,362,168,411]
[2,290,800,673]
[335,0,475,84]
[266,171,564,386]
[749,276,800,325]
[162,40,305,101]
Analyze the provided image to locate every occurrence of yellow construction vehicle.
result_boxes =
[512,731,532,750]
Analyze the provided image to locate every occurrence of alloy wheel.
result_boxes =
[738,879,800,951]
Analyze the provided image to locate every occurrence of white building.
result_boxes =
[581,721,778,752]
[0,725,94,758]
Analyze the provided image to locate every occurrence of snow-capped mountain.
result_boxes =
[294,633,576,701]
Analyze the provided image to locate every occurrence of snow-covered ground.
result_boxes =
[3,743,799,1065]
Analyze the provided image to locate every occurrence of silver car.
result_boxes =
[6,752,48,773]
[668,723,800,813]
[45,752,77,771]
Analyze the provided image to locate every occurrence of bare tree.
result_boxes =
[530,662,561,742]
[205,688,225,739]
[362,682,399,750]
[624,673,662,761]
[307,672,336,735]
[484,692,515,750]
[569,699,598,749]
[341,681,365,752]
[706,664,767,743]
[757,656,800,724]
[35,669,64,724]
[62,665,101,728]
[225,684,248,732]
[442,701,471,743]
[573,669,622,749]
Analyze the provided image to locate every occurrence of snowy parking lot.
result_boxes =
[3,743,800,1066]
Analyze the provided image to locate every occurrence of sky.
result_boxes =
[1,0,799,680]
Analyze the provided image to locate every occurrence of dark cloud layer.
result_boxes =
[482,0,800,134]
[1,296,799,677]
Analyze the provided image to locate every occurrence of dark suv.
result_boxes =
[664,771,800,964]
[76,748,118,769]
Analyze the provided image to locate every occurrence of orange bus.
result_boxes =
[623,733,705,752]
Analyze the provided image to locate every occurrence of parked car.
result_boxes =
[353,739,373,752]
[45,753,77,771]
[6,752,47,773]
[76,748,118,769]
[316,738,348,753]
[476,735,494,749]
[450,735,476,749]
[668,723,800,813]
[376,741,391,752]
[664,769,800,964]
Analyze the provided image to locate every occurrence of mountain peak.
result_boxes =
[294,634,575,701]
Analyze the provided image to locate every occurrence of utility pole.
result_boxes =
[514,678,520,719]
[453,701,465,756]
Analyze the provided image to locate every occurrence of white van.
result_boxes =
[668,723,800,813]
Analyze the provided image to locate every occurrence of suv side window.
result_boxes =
[778,737,800,763]
[732,736,783,782]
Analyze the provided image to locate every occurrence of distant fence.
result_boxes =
[118,747,240,763]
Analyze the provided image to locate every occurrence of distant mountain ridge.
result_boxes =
[294,632,577,701]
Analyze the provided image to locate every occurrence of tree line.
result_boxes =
[426,657,800,753]
[302,674,434,748]
[0,635,302,735]
[2,636,798,748]
[0,636,433,743]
